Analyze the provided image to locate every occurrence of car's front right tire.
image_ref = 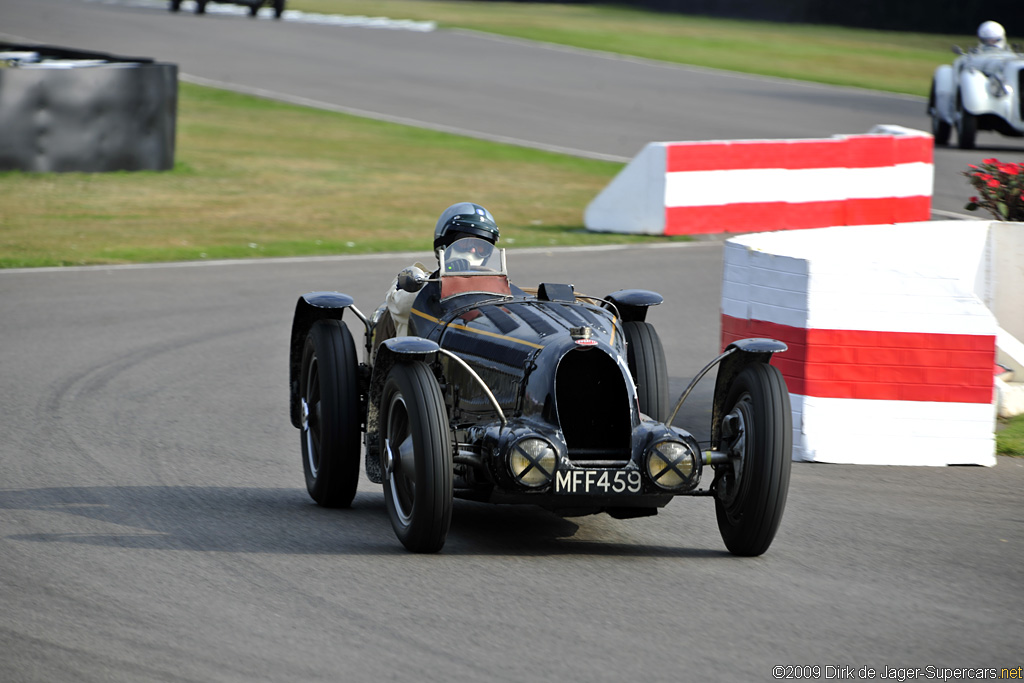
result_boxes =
[380,361,453,553]
[928,82,951,146]
[956,95,977,149]
[623,320,669,422]
[931,114,951,146]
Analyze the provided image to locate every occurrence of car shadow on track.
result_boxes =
[0,485,726,558]
[444,499,725,558]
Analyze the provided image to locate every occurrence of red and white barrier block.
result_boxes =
[722,221,998,466]
[585,126,933,236]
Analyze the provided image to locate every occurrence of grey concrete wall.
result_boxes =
[0,44,177,172]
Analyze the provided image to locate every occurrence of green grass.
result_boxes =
[291,0,973,97]
[997,414,1024,456]
[0,83,700,268]
[1,2,971,267]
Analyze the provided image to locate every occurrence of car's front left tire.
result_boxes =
[380,361,453,553]
[713,362,792,557]
[299,320,361,508]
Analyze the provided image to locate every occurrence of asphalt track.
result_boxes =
[2,1,1023,681]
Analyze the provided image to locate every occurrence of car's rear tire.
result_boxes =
[380,361,453,553]
[299,320,361,508]
[273,0,285,18]
[623,320,669,422]
[714,362,792,557]
[195,0,207,14]
[169,0,182,12]
[248,2,259,17]
[957,95,977,149]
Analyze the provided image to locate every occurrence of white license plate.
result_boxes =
[554,469,642,495]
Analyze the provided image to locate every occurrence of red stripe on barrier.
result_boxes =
[720,315,995,404]
[666,140,843,172]
[665,135,932,173]
[665,196,930,235]
[893,135,934,165]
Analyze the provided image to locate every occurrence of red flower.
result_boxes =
[970,196,979,203]
[983,158,999,165]
[988,179,1001,188]
[998,164,1020,176]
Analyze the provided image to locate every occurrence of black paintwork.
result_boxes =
[288,255,786,517]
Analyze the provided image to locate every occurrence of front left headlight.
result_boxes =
[646,440,696,490]
[509,438,556,488]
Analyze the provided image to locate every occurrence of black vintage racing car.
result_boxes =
[288,238,792,554]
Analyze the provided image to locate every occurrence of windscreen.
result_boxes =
[442,237,504,275]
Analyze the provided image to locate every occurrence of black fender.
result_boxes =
[369,337,442,403]
[289,291,357,428]
[709,338,788,450]
[364,337,445,480]
[603,289,663,322]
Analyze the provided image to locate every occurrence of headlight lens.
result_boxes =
[647,440,695,490]
[509,438,556,487]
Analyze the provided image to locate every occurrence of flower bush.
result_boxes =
[964,159,1024,221]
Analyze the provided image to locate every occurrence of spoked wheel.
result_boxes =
[380,361,453,553]
[956,95,977,149]
[623,320,669,422]
[714,362,792,556]
[299,320,361,508]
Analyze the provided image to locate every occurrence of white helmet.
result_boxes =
[978,21,1006,49]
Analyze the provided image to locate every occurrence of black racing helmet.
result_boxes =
[433,202,500,251]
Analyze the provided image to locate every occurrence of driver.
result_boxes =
[377,202,500,340]
[976,21,1008,51]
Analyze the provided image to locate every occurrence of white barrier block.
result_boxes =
[721,221,1003,466]
[583,143,666,234]
[586,129,933,235]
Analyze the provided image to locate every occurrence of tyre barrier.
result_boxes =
[584,126,932,236]
[0,43,177,172]
[720,220,1024,466]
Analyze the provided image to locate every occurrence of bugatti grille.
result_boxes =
[555,349,631,464]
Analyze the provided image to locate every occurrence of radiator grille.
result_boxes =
[555,349,631,463]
